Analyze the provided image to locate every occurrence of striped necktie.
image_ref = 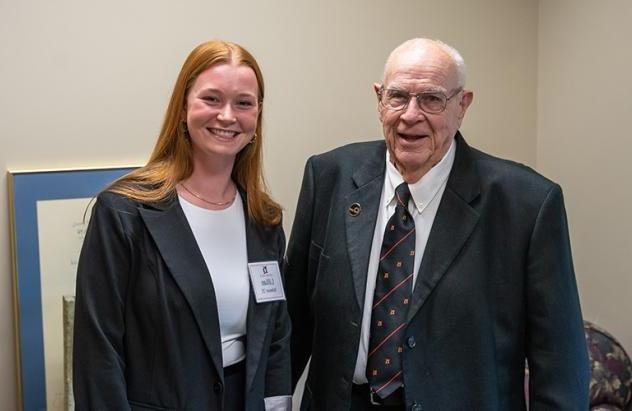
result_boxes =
[366,182,415,399]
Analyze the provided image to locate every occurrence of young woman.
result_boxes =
[73,40,291,411]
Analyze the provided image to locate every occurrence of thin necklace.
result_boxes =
[179,182,236,207]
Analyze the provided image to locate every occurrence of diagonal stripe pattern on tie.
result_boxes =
[367,182,415,400]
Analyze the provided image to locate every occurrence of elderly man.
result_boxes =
[285,38,588,410]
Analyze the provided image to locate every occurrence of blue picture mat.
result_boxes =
[10,167,135,411]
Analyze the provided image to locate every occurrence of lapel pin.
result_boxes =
[348,203,361,217]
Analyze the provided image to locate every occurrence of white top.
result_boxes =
[179,194,249,367]
[352,138,457,383]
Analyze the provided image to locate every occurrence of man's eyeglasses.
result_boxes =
[377,86,463,114]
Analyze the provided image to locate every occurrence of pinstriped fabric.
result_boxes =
[366,183,415,399]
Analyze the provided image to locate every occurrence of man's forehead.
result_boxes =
[385,64,455,92]
[384,46,456,87]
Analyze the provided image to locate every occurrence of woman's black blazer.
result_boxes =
[73,190,291,410]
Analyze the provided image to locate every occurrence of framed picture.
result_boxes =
[8,166,136,411]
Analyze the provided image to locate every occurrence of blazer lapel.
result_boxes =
[345,142,387,310]
[242,194,277,392]
[139,197,224,380]
[407,133,481,321]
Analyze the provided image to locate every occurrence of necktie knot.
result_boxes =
[395,183,412,209]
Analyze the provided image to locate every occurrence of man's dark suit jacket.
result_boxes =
[73,190,291,410]
[285,133,589,410]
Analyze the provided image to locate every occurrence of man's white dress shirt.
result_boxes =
[352,139,456,384]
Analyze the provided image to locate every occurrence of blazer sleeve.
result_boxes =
[264,225,293,398]
[73,194,132,410]
[284,157,317,388]
[525,185,589,410]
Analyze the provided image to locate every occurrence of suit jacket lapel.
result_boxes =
[139,197,224,381]
[345,142,387,311]
[244,209,276,392]
[407,133,481,321]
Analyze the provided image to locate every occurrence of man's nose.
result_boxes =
[400,97,426,123]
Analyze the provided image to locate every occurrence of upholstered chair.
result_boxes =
[525,321,632,410]
[585,321,632,410]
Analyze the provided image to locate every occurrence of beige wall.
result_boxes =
[538,0,632,355]
[13,0,624,408]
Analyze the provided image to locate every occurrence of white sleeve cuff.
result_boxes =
[264,395,292,411]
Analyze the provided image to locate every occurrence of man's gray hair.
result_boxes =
[383,38,467,88]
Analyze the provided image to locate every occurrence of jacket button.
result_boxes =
[407,336,416,348]
[213,382,223,393]
[411,402,422,411]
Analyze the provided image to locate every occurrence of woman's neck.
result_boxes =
[177,155,237,209]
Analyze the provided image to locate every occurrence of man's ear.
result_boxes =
[374,83,385,121]
[458,90,474,120]
[373,82,382,96]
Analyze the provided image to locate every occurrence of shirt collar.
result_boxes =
[384,137,457,213]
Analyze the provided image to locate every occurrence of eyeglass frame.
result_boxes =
[376,86,463,114]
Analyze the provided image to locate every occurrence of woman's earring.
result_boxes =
[180,122,189,138]
[249,133,258,144]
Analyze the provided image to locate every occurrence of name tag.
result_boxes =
[247,261,286,303]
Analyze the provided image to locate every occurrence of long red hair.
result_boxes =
[108,40,281,226]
